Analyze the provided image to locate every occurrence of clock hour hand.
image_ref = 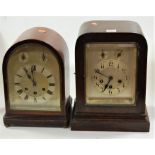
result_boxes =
[102,76,113,92]
[31,65,37,86]
[23,67,31,80]
[94,69,109,78]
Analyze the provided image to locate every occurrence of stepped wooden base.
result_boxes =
[71,102,150,132]
[4,97,72,128]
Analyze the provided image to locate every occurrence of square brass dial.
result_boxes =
[85,43,137,105]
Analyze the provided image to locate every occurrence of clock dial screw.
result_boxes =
[118,79,122,83]
[100,79,103,83]
[25,88,28,91]
[109,85,112,89]
[42,88,46,91]
[33,91,37,95]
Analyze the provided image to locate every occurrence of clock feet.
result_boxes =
[3,96,72,128]
[3,115,11,127]
[71,101,150,132]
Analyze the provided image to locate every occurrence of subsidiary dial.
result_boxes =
[92,59,129,95]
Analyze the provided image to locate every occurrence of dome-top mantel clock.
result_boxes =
[71,20,150,132]
[3,27,72,127]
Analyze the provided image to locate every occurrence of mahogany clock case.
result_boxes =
[71,21,150,132]
[3,27,72,127]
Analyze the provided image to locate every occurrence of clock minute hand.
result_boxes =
[23,67,32,80]
[102,76,113,92]
[94,69,109,78]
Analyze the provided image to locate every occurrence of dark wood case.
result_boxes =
[3,27,72,127]
[71,21,150,131]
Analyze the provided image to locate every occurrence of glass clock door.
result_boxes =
[85,43,137,105]
[7,42,61,111]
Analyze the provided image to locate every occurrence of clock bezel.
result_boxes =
[3,40,65,116]
[75,32,147,114]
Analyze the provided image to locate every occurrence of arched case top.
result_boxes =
[78,20,143,36]
[3,27,70,104]
[76,21,147,52]
[3,27,71,127]
[14,27,69,61]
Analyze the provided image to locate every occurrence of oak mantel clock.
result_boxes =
[3,27,72,127]
[71,20,150,131]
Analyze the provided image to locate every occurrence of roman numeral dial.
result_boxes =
[7,42,61,111]
[14,64,56,103]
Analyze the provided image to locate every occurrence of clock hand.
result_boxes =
[23,67,32,80]
[23,67,37,86]
[102,76,113,92]
[94,69,109,78]
[31,65,37,87]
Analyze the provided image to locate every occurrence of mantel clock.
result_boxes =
[71,21,150,131]
[3,27,72,127]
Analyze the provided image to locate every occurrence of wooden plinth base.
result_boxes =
[4,97,72,128]
[71,102,150,132]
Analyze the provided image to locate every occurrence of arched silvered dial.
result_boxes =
[92,59,128,96]
[7,42,61,111]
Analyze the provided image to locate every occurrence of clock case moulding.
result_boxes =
[71,20,150,132]
[3,27,72,127]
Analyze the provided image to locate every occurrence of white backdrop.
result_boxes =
[0,16,154,138]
